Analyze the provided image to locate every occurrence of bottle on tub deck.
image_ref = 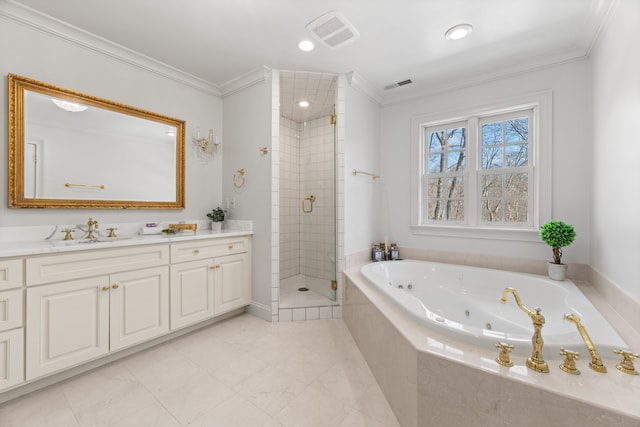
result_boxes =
[390,243,399,260]
[372,244,384,262]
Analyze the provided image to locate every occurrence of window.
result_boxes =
[411,92,551,240]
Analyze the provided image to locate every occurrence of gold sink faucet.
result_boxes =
[500,287,550,373]
[86,218,99,239]
[564,313,607,373]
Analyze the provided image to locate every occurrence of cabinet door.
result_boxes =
[170,259,214,330]
[26,276,110,380]
[214,253,250,315]
[109,266,169,351]
[0,328,24,391]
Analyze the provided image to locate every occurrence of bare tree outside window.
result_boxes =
[425,127,466,222]
[480,117,529,224]
[421,110,532,226]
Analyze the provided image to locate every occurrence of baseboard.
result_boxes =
[246,301,272,321]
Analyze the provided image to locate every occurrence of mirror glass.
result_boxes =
[8,74,185,209]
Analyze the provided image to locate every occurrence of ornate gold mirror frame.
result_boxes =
[8,74,185,209]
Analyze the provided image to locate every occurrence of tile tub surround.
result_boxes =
[343,268,640,427]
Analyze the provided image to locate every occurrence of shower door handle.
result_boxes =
[302,195,316,213]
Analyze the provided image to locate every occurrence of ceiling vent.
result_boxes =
[306,11,360,49]
[384,79,413,90]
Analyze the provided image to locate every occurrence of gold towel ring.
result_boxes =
[233,168,246,188]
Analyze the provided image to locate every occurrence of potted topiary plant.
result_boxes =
[539,220,576,280]
[207,207,225,232]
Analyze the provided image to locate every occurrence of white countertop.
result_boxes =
[0,229,253,258]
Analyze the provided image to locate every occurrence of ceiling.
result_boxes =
[11,0,615,112]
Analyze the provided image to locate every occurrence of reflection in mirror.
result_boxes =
[8,74,185,209]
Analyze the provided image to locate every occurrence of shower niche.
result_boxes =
[278,71,338,310]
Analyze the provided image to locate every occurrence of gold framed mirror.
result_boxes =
[8,74,185,209]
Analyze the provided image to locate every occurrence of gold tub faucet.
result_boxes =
[564,313,607,373]
[500,287,550,373]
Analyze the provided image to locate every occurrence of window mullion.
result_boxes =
[467,117,478,226]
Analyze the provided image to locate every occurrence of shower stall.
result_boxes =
[278,71,338,309]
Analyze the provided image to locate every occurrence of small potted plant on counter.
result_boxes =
[207,207,225,232]
[539,220,576,281]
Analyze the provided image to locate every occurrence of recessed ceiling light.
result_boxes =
[445,24,473,41]
[298,100,310,108]
[298,40,314,51]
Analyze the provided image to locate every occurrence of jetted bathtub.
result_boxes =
[360,260,628,355]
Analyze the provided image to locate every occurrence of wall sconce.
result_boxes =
[193,128,221,161]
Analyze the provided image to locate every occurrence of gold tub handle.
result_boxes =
[302,195,316,213]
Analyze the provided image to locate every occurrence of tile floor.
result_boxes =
[0,314,400,427]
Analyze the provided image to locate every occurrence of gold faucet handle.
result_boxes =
[613,349,640,375]
[61,229,75,241]
[107,227,118,238]
[495,342,515,367]
[559,348,580,375]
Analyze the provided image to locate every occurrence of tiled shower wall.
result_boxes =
[279,117,300,279]
[279,116,335,284]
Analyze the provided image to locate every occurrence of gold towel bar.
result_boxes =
[352,169,380,180]
[65,182,105,189]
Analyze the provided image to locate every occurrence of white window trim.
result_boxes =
[410,90,552,241]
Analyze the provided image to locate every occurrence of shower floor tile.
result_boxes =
[279,274,339,309]
[0,314,400,427]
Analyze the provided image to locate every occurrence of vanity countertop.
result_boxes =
[0,229,253,258]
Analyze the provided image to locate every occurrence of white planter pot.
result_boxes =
[547,262,568,281]
[210,221,222,232]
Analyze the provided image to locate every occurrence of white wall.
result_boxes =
[222,72,273,317]
[590,0,640,300]
[0,3,223,225]
[379,60,591,263]
[344,77,383,255]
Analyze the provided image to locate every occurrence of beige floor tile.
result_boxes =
[233,364,309,417]
[353,383,401,427]
[0,385,81,427]
[188,394,284,427]
[276,384,353,427]
[0,315,400,427]
[338,408,391,427]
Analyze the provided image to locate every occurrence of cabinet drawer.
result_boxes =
[0,259,23,291]
[170,237,249,263]
[26,245,169,286]
[0,289,23,332]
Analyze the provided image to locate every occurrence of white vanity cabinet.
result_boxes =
[25,245,170,380]
[170,236,251,330]
[0,259,24,392]
[0,231,251,396]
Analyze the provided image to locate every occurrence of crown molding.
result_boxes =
[0,0,221,96]
[345,71,383,105]
[219,66,272,97]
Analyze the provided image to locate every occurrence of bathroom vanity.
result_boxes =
[0,230,252,396]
